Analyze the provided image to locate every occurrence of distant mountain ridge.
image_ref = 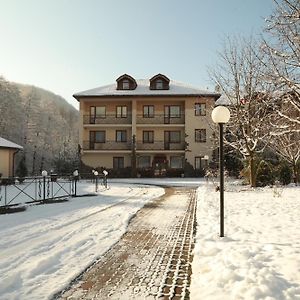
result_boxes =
[0,77,79,174]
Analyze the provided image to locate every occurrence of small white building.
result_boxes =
[0,137,23,177]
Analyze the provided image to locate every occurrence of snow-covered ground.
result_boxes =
[191,181,300,300]
[1,177,300,300]
[0,181,164,300]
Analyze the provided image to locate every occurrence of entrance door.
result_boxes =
[152,155,167,176]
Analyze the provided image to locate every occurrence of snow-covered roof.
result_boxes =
[215,94,231,105]
[74,79,220,99]
[0,137,23,150]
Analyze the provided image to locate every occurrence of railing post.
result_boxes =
[41,170,48,201]
[94,171,99,192]
[103,170,108,188]
[73,170,79,196]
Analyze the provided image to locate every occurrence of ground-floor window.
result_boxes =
[138,156,151,168]
[170,156,183,168]
[195,156,202,169]
[113,157,124,169]
[195,156,208,169]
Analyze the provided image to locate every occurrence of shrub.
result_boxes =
[166,168,183,177]
[256,160,275,187]
[278,163,292,185]
[184,160,195,177]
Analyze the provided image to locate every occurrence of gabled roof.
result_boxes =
[150,73,170,83]
[0,137,23,150]
[116,74,137,83]
[74,79,220,100]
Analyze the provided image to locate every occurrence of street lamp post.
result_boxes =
[211,106,230,237]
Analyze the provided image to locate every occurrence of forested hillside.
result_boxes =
[0,76,79,175]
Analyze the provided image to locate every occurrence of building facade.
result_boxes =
[0,137,23,177]
[74,74,220,176]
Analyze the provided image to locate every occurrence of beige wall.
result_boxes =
[81,152,131,169]
[0,148,15,177]
[184,97,215,168]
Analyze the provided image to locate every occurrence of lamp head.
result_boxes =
[211,106,230,124]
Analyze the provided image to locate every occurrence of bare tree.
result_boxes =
[209,37,272,187]
[269,131,300,182]
[262,0,300,131]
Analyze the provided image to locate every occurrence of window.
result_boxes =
[143,105,154,118]
[195,103,206,116]
[138,156,151,168]
[195,156,208,169]
[156,80,163,89]
[113,157,124,169]
[116,106,127,118]
[143,131,154,143]
[195,156,202,169]
[116,130,127,142]
[165,105,181,118]
[169,131,181,143]
[170,156,183,168]
[195,129,206,142]
[164,131,181,145]
[90,106,106,122]
[122,80,130,90]
[90,131,105,143]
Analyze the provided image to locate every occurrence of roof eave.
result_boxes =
[74,93,221,100]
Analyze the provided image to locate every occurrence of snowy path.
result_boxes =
[58,187,197,300]
[0,183,164,300]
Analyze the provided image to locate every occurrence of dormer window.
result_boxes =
[150,74,170,90]
[116,74,137,90]
[156,80,163,90]
[122,79,130,90]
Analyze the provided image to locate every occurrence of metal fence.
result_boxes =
[0,173,107,208]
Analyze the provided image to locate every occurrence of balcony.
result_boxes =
[83,114,132,125]
[136,140,185,151]
[136,114,185,125]
[83,140,186,151]
[83,141,132,151]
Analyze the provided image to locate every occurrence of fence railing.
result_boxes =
[0,173,108,209]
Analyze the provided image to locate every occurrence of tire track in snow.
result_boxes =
[0,186,145,253]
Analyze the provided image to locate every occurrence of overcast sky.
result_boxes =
[0,0,274,109]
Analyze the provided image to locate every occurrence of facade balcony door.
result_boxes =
[164,131,181,150]
[164,105,181,124]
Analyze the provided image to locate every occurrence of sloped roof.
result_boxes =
[74,79,220,100]
[215,94,231,105]
[0,137,23,150]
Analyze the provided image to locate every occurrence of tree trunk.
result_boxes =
[249,156,256,187]
[292,163,298,185]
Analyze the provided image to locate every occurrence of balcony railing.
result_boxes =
[83,141,132,150]
[136,140,185,151]
[83,114,132,125]
[136,114,185,124]
[83,140,185,151]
